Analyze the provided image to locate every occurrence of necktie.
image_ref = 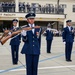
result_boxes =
[69,27,71,31]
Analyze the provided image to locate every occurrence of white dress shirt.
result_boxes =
[47,28,51,31]
[68,26,71,31]
[13,26,17,29]
[29,24,35,34]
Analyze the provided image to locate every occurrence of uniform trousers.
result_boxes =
[11,45,19,64]
[25,54,39,75]
[65,42,73,60]
[47,40,52,53]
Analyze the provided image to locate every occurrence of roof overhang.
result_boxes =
[0,0,14,2]
[0,12,66,21]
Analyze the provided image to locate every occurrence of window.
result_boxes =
[73,5,75,12]
[60,4,67,8]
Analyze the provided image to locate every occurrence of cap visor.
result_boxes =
[13,21,18,22]
[27,16,35,19]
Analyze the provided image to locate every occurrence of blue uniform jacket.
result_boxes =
[21,25,41,55]
[62,27,74,43]
[46,30,53,40]
[10,27,21,45]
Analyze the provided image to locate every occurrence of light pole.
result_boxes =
[57,0,60,14]
[57,0,60,30]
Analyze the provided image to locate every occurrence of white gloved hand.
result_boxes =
[72,30,74,33]
[8,32,11,35]
[21,30,26,36]
[63,42,66,44]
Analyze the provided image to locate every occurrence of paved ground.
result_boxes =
[0,36,75,75]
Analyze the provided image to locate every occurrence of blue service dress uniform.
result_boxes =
[10,27,21,64]
[21,25,41,75]
[62,26,74,61]
[45,29,53,53]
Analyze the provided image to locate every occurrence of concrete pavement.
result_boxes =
[0,36,75,75]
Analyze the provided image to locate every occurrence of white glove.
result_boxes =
[8,32,11,35]
[21,30,26,36]
[63,42,66,44]
[72,30,74,33]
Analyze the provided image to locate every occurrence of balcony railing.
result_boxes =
[0,2,65,14]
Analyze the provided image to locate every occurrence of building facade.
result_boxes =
[0,0,75,32]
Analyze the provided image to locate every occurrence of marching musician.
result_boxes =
[45,23,54,53]
[62,20,74,62]
[9,19,21,65]
[21,12,41,75]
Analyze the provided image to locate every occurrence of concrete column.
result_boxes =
[63,19,66,28]
[16,18,19,27]
[15,0,19,12]
[57,0,60,14]
[15,0,19,27]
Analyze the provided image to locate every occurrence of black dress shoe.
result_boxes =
[13,62,18,65]
[66,59,72,62]
[47,52,51,53]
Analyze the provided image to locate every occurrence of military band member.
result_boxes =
[62,20,74,62]
[21,13,41,75]
[45,23,53,53]
[9,19,21,65]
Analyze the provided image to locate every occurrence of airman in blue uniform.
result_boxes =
[62,20,74,62]
[10,19,21,65]
[21,13,41,75]
[45,23,53,53]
